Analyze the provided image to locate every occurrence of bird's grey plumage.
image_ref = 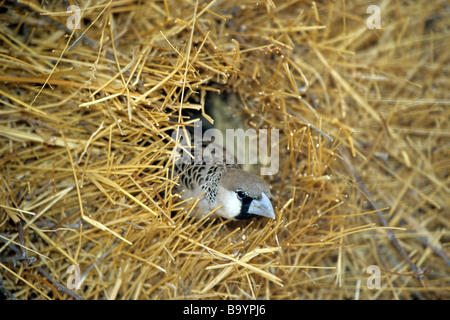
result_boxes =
[172,129,275,220]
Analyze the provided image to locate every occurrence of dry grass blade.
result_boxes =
[0,0,448,300]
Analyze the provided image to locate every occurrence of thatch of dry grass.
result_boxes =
[0,0,449,300]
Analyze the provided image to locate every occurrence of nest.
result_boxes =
[0,0,449,300]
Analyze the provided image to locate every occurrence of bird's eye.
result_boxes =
[236,190,246,199]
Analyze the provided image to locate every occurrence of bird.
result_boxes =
[171,124,275,220]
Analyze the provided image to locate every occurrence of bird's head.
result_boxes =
[215,170,275,220]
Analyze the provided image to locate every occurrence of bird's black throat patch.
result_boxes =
[235,196,257,219]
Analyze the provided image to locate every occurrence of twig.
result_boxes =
[36,267,84,300]
[0,255,36,265]
[286,106,334,142]
[80,238,120,284]
[0,233,21,256]
[8,0,103,54]
[341,152,426,288]
[411,231,450,267]
[0,278,18,300]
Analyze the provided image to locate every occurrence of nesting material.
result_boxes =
[0,0,449,300]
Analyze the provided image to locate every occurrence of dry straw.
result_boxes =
[0,0,449,300]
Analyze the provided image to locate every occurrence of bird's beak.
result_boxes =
[248,192,275,219]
